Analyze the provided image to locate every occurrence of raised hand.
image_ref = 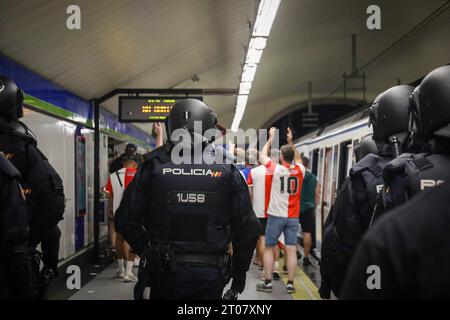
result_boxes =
[154,122,162,136]
[269,127,277,139]
[287,127,293,144]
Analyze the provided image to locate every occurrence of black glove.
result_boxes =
[230,269,246,293]
[222,289,239,300]
[318,283,331,299]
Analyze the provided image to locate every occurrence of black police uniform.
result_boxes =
[341,182,450,299]
[319,152,391,298]
[115,141,260,300]
[376,144,450,216]
[0,153,33,300]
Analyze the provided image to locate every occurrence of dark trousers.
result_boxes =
[150,265,224,300]
[0,249,33,300]
[41,226,61,271]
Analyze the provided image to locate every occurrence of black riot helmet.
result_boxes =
[354,134,378,162]
[0,76,24,121]
[369,85,414,145]
[407,85,425,149]
[412,65,450,140]
[166,98,217,139]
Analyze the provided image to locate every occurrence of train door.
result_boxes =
[60,123,76,259]
[75,133,87,252]
[85,132,110,244]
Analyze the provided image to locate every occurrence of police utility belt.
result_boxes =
[134,244,229,300]
[140,243,226,273]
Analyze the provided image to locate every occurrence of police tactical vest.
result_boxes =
[383,152,450,208]
[349,153,391,218]
[404,153,450,197]
[142,147,234,255]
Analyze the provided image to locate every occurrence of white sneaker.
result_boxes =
[116,269,125,278]
[123,273,138,282]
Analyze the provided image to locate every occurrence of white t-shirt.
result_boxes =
[247,165,270,218]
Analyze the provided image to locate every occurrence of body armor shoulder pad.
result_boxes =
[0,153,21,179]
[382,152,418,182]
[143,144,171,164]
[411,156,433,171]
[350,154,382,177]
[0,118,37,145]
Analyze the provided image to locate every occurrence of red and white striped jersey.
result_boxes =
[105,167,137,213]
[247,165,272,218]
[266,160,305,218]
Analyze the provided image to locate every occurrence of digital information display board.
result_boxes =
[119,96,203,122]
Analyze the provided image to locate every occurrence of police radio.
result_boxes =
[389,136,401,158]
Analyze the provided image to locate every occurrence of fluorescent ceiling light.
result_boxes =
[237,95,248,107]
[235,105,245,116]
[246,37,267,64]
[231,116,243,132]
[253,0,282,37]
[241,64,257,82]
[236,105,246,113]
[239,82,252,95]
[231,0,282,132]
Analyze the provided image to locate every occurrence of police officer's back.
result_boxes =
[0,76,65,297]
[115,99,259,300]
[341,181,450,299]
[319,85,414,299]
[0,153,32,300]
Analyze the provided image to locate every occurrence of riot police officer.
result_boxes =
[319,85,414,299]
[0,152,32,300]
[341,181,450,299]
[0,76,65,299]
[341,65,450,299]
[115,98,259,300]
[375,65,450,214]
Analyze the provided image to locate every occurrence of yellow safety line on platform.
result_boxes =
[279,261,321,300]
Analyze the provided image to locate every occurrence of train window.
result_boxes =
[322,147,333,220]
[311,149,319,176]
[346,144,353,177]
[331,145,339,204]
[352,139,359,165]
[338,140,352,187]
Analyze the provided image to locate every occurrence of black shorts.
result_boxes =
[258,218,268,236]
[300,209,315,234]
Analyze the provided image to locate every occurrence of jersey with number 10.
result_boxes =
[266,160,305,218]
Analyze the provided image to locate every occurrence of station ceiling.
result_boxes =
[1,0,450,134]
